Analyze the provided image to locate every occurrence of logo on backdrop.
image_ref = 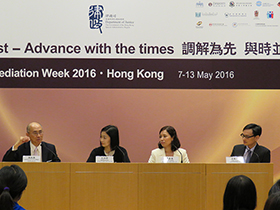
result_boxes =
[89,5,104,33]
[196,1,204,7]
[232,22,238,27]
[254,10,259,18]
[267,11,274,19]
[195,12,202,17]
[256,1,262,6]
[197,21,202,26]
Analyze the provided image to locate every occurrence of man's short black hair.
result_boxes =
[243,123,262,137]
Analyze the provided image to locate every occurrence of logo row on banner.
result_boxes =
[89,2,279,34]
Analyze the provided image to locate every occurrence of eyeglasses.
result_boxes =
[240,133,255,139]
[31,130,43,136]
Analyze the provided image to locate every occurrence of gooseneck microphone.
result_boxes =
[173,145,183,163]
[117,146,126,162]
[41,143,60,162]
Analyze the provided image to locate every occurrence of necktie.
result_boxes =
[246,150,252,163]
[34,147,38,156]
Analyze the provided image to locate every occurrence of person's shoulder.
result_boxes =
[151,148,163,154]
[178,148,187,152]
[42,141,56,147]
[95,146,103,150]
[178,148,188,155]
[233,144,244,149]
[118,146,128,152]
[118,146,127,150]
[257,144,270,152]
[230,144,244,154]
[91,146,103,152]
[13,202,26,210]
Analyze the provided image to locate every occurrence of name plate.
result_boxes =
[226,156,245,163]
[96,156,114,163]
[161,156,179,163]
[23,155,41,162]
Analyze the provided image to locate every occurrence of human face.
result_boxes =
[100,131,111,150]
[26,122,43,147]
[241,129,259,149]
[159,130,174,149]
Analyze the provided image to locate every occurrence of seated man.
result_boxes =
[2,122,61,162]
[230,123,270,163]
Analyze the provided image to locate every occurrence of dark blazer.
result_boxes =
[86,146,130,163]
[2,141,61,162]
[230,143,270,163]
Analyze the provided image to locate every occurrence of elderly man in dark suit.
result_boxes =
[2,122,60,162]
[230,123,270,163]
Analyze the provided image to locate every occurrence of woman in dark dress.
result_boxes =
[87,125,130,163]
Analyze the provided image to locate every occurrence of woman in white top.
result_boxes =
[148,125,190,163]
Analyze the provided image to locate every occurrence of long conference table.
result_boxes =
[0,163,273,210]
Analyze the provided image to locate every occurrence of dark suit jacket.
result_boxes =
[2,141,61,162]
[230,143,270,163]
[86,146,130,163]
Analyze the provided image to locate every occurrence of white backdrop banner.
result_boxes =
[0,1,279,88]
[0,0,279,59]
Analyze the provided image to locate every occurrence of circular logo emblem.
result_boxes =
[256,1,262,6]
[229,1,235,7]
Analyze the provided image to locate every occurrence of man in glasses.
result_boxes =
[2,122,61,162]
[230,123,270,163]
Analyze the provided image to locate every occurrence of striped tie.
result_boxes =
[246,150,252,163]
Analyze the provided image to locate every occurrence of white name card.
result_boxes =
[161,156,179,163]
[96,156,114,163]
[226,156,245,163]
[23,155,41,162]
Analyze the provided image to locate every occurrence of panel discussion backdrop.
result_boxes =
[1,1,280,179]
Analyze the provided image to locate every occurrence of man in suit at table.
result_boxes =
[2,122,61,162]
[230,123,270,163]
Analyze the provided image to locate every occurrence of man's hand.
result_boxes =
[13,136,30,150]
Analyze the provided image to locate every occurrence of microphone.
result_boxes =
[116,146,126,162]
[173,144,183,163]
[252,151,260,163]
[41,142,60,162]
